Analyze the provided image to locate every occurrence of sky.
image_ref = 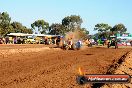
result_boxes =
[0,0,132,34]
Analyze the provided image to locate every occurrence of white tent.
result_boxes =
[7,33,32,36]
[7,33,61,37]
[117,36,132,40]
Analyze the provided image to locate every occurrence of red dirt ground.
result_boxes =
[0,45,131,88]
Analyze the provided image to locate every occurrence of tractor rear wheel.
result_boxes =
[114,42,118,49]
[107,42,110,48]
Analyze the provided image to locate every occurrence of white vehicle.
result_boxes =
[26,37,36,44]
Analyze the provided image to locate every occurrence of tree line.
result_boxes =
[0,11,127,38]
[0,12,89,37]
[31,15,89,36]
[94,23,127,39]
[0,12,33,37]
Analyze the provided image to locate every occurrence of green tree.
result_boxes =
[62,15,83,32]
[49,23,65,35]
[94,23,112,38]
[80,28,89,35]
[77,28,89,39]
[0,12,11,36]
[11,22,23,33]
[94,23,112,32]
[21,26,33,34]
[11,22,33,34]
[111,23,127,34]
[31,20,49,34]
[0,12,33,36]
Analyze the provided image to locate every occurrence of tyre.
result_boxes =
[88,43,92,47]
[115,42,118,49]
[76,76,86,85]
[107,42,110,48]
[76,47,80,50]
[66,45,70,50]
[71,44,76,50]
[115,43,118,49]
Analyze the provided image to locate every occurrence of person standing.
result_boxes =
[130,40,132,47]
[56,37,60,46]
[68,38,73,48]
[0,38,2,44]
[2,38,5,44]
[14,37,17,44]
[76,40,81,49]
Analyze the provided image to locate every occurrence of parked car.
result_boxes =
[26,38,36,44]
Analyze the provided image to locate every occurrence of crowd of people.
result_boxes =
[0,36,132,48]
[0,36,61,45]
[0,37,28,44]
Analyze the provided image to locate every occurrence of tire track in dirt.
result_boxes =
[101,49,132,88]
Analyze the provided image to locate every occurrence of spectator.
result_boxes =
[56,37,60,46]
[54,38,57,45]
[0,38,3,44]
[2,38,5,44]
[76,40,82,49]
[44,38,48,45]
[5,37,9,44]
[130,40,132,47]
[14,37,17,44]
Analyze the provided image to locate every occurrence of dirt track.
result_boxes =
[0,45,131,88]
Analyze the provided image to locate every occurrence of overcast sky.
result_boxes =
[0,0,132,34]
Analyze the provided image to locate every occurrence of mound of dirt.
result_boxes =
[102,50,132,88]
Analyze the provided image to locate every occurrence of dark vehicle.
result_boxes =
[107,36,118,49]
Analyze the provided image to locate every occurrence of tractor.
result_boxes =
[62,41,82,50]
[107,36,118,49]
